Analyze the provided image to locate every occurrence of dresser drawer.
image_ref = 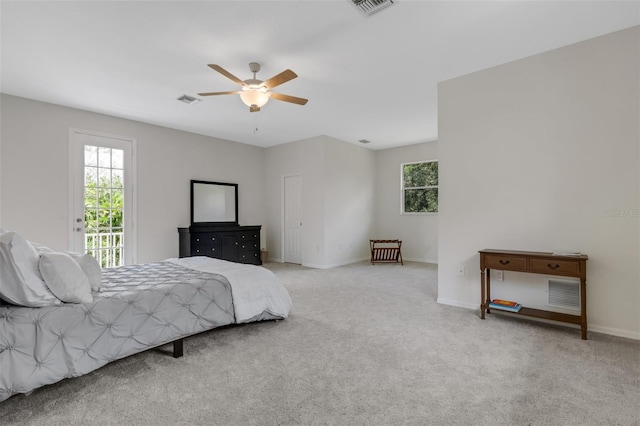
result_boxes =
[192,233,220,247]
[238,231,259,241]
[238,241,259,251]
[484,254,527,271]
[238,251,260,264]
[530,258,580,275]
[191,245,220,256]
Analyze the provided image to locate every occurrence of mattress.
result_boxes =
[0,258,290,402]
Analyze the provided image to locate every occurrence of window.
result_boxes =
[402,160,438,213]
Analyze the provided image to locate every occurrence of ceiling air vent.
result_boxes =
[177,94,200,104]
[351,0,395,16]
[358,139,371,144]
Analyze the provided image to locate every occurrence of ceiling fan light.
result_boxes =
[240,87,270,108]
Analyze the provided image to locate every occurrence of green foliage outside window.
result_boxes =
[84,173,124,232]
[403,161,438,213]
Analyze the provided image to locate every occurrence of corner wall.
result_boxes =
[264,135,375,268]
[374,141,438,263]
[438,27,640,339]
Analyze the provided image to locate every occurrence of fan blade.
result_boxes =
[197,91,240,96]
[250,105,261,113]
[270,92,308,105]
[263,69,297,89]
[208,64,246,86]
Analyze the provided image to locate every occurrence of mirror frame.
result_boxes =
[190,180,239,226]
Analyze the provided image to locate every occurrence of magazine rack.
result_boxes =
[370,240,403,265]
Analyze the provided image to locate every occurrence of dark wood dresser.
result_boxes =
[178,225,262,265]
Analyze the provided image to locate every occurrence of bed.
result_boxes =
[0,239,292,402]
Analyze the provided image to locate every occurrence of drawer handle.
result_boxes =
[548,263,560,269]
[499,259,510,265]
[211,237,215,241]
[211,248,215,252]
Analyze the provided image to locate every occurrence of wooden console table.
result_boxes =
[479,249,588,339]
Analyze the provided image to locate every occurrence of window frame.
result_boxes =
[401,159,438,215]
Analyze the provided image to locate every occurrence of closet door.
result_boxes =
[283,174,302,264]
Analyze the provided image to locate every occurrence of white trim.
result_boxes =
[437,299,640,341]
[436,298,478,310]
[68,127,137,264]
[303,256,370,270]
[400,159,439,215]
[404,257,438,264]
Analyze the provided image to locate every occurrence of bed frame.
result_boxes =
[370,239,403,265]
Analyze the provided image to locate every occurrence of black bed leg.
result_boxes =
[173,339,184,358]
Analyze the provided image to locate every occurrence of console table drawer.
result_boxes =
[484,254,527,271]
[530,258,580,275]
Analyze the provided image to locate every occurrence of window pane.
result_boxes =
[112,149,124,170]
[98,147,112,168]
[84,146,97,167]
[112,169,124,188]
[404,188,438,213]
[403,162,438,187]
[84,167,98,186]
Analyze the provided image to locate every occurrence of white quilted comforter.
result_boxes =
[0,258,291,402]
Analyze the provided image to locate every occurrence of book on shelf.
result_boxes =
[489,301,522,313]
[490,299,519,308]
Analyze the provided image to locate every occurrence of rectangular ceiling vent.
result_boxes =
[351,0,395,16]
[358,139,371,144]
[548,279,580,310]
[177,94,200,104]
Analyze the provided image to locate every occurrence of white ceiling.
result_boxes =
[1,1,638,150]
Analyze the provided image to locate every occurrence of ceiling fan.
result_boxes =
[198,62,308,112]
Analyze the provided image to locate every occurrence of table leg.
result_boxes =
[581,279,588,340]
[480,268,486,319]
[486,268,491,314]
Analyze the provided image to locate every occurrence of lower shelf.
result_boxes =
[488,306,581,325]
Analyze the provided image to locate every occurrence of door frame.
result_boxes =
[281,173,302,264]
[68,127,138,264]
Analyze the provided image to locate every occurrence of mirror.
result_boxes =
[190,180,238,225]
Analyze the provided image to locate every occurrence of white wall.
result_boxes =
[264,136,325,266]
[0,94,265,263]
[374,141,438,263]
[323,137,376,267]
[264,135,375,268]
[438,27,640,339]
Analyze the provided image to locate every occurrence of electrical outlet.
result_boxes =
[493,270,504,281]
[456,265,465,276]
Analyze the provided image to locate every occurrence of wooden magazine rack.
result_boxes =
[370,240,403,265]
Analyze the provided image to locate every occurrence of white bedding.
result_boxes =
[167,256,292,323]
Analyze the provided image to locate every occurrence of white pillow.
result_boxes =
[39,252,93,304]
[66,252,102,291]
[32,244,102,292]
[0,232,62,307]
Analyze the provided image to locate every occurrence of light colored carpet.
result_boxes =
[1,261,638,425]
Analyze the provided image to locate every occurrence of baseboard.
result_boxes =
[436,298,478,310]
[303,257,370,270]
[437,299,640,341]
[404,257,438,264]
[588,324,640,340]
